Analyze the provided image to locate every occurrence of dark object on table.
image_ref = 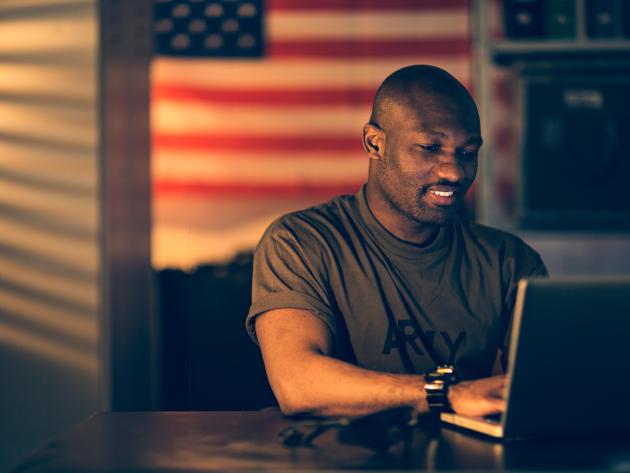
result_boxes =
[280,406,423,452]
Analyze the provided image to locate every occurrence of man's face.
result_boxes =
[372,97,481,227]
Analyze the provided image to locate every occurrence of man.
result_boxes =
[246,65,547,418]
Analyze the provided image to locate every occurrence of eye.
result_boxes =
[419,144,442,152]
[458,148,479,159]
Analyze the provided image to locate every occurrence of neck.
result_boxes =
[365,183,440,247]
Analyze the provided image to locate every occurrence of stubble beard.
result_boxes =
[374,154,462,230]
[383,179,456,228]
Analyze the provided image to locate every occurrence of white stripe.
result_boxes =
[152,57,471,89]
[152,101,371,134]
[153,219,276,269]
[268,11,469,40]
[153,152,367,184]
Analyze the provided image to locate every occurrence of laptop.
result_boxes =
[440,277,630,440]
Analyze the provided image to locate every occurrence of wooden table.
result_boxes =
[11,409,630,472]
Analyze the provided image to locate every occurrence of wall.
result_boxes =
[520,233,630,276]
[150,0,473,269]
[0,0,100,469]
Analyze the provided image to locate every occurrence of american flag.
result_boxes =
[151,0,472,268]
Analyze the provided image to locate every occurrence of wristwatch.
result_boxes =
[424,365,457,412]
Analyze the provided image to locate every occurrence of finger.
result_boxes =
[487,397,506,413]
[490,374,507,385]
[472,398,506,417]
[488,382,507,397]
[489,376,507,392]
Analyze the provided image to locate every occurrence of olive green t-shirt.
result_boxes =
[246,186,547,379]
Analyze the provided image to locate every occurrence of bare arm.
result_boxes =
[256,308,506,417]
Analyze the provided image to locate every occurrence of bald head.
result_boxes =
[369,65,478,132]
[362,65,482,239]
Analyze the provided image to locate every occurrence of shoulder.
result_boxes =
[455,218,547,276]
[457,218,532,250]
[258,194,356,251]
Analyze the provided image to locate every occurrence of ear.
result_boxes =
[362,123,385,161]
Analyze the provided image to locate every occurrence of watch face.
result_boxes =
[426,368,454,412]
[427,366,457,384]
[436,366,455,375]
[426,372,442,382]
[425,381,445,391]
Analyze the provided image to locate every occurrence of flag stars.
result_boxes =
[154,0,262,57]
[171,33,191,49]
[205,3,224,18]
[237,34,256,49]
[171,3,191,18]
[222,18,240,33]
[237,3,257,18]
[188,19,207,33]
[154,18,174,33]
[204,34,224,49]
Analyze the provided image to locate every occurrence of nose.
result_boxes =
[435,152,465,183]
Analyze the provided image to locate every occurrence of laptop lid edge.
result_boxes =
[502,278,530,434]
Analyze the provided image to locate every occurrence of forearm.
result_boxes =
[266,351,507,418]
[256,309,505,418]
[264,349,427,417]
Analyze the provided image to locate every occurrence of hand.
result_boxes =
[448,375,507,417]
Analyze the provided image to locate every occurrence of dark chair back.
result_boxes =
[158,253,276,410]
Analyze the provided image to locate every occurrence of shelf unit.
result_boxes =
[471,0,630,229]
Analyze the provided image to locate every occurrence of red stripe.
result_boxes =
[153,81,473,106]
[153,133,362,153]
[154,181,364,197]
[153,85,375,106]
[268,0,469,11]
[268,39,470,58]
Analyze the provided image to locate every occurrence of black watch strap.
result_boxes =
[424,365,457,412]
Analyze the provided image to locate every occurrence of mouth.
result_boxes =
[425,186,460,207]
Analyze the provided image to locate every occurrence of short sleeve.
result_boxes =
[245,219,336,344]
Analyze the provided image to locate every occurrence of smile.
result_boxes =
[426,188,459,207]
[429,190,454,197]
